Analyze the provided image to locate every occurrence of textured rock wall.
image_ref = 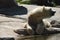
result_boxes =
[0,0,17,8]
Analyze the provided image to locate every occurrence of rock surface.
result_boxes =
[0,4,60,40]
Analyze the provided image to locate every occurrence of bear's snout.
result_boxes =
[51,10,56,16]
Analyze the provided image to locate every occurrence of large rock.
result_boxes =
[0,0,17,8]
[0,0,27,16]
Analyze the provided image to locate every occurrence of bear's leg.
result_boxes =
[36,24,45,35]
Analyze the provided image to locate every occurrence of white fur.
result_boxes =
[25,23,34,35]
[28,7,51,17]
[43,19,52,28]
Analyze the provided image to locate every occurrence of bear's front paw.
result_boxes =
[24,24,35,35]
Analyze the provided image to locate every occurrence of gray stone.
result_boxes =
[0,0,27,16]
[0,0,17,8]
[50,20,60,28]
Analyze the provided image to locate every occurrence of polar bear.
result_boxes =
[24,6,55,35]
[14,6,55,35]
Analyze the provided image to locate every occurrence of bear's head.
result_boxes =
[41,7,55,18]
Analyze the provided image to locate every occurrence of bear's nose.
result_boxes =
[51,10,56,15]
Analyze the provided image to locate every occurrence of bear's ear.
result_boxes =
[43,6,45,9]
[43,7,45,11]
